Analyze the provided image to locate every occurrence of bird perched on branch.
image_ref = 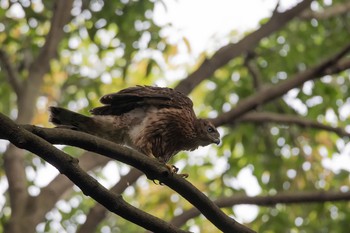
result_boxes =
[50,85,220,177]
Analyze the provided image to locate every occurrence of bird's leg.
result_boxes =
[142,150,165,185]
[145,151,189,184]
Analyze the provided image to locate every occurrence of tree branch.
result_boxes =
[300,2,350,20]
[175,0,312,95]
[170,190,350,227]
[77,168,144,233]
[7,124,255,233]
[244,52,263,90]
[212,43,350,126]
[18,0,73,123]
[237,112,350,137]
[0,49,22,95]
[0,113,188,233]
[27,0,72,83]
[3,145,28,233]
[28,152,111,228]
[4,2,73,232]
[323,57,350,75]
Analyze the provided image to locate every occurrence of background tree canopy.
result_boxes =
[1,0,350,232]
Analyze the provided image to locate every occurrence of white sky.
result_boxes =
[153,0,300,55]
[149,0,304,85]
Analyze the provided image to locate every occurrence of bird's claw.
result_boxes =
[151,164,188,185]
[179,173,189,178]
[165,164,189,178]
[152,179,164,185]
[168,164,179,173]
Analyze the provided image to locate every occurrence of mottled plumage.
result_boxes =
[50,86,220,172]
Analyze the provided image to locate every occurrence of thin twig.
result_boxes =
[170,190,350,227]
[237,112,350,138]
[244,52,263,90]
[272,0,280,16]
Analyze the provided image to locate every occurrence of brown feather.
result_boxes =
[50,86,220,164]
[90,85,193,116]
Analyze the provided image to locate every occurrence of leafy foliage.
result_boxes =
[1,0,350,232]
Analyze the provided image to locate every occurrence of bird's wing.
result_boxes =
[90,85,194,115]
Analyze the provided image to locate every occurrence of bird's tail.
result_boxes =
[49,106,93,133]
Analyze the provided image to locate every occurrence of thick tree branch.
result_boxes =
[3,145,28,233]
[0,113,188,233]
[300,2,350,20]
[28,152,111,228]
[175,0,312,95]
[0,49,22,94]
[237,112,350,137]
[77,168,144,233]
[170,190,350,227]
[3,2,73,232]
[18,0,73,123]
[8,124,255,233]
[212,43,350,126]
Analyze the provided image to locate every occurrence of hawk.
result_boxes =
[50,86,220,177]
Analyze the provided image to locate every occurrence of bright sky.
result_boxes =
[149,0,303,85]
[153,0,300,55]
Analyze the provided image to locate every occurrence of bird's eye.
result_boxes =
[207,126,213,133]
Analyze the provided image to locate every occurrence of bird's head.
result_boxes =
[195,119,220,146]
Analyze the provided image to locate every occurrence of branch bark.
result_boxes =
[27,152,111,229]
[237,112,350,137]
[0,113,188,233]
[170,190,350,227]
[7,124,255,233]
[77,168,144,233]
[3,144,28,233]
[212,43,350,126]
[323,57,350,76]
[175,0,312,95]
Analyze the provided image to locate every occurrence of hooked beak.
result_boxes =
[213,138,220,145]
